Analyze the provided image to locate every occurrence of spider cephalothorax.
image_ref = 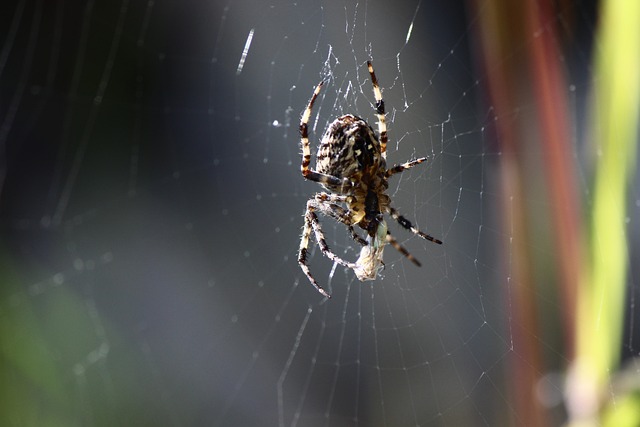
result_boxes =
[297,61,442,298]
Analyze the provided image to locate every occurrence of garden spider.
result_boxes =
[298,61,442,298]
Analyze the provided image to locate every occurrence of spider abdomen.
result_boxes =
[316,114,384,191]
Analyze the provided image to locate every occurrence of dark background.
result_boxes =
[0,0,610,426]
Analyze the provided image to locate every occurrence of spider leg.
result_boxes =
[386,232,421,266]
[298,212,332,299]
[317,205,366,246]
[313,193,366,246]
[313,192,350,204]
[367,61,387,160]
[299,81,348,189]
[307,206,359,270]
[388,206,443,245]
[298,200,362,298]
[386,157,429,179]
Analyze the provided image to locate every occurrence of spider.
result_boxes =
[298,61,442,299]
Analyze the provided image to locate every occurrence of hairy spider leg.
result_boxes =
[298,201,361,299]
[299,81,345,188]
[386,233,421,266]
[367,61,387,160]
[388,206,443,245]
[312,193,367,246]
[386,157,429,178]
[297,216,331,298]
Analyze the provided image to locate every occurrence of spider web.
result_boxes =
[1,0,635,426]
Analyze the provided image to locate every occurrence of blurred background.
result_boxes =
[1,0,638,426]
